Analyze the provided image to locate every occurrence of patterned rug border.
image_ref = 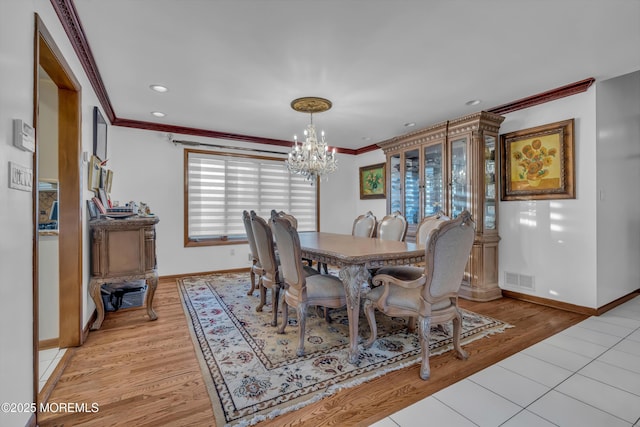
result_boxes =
[177,274,513,427]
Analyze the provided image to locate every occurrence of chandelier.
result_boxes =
[285,97,337,182]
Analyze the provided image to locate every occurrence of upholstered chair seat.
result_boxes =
[364,210,475,380]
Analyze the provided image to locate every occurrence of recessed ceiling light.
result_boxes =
[151,111,166,118]
[362,136,371,141]
[150,84,168,93]
[465,99,481,106]
[404,122,415,128]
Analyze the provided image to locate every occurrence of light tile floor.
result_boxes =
[39,347,66,392]
[371,295,640,427]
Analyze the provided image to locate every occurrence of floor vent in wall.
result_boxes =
[504,272,535,291]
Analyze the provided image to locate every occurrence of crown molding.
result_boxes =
[487,78,595,115]
[50,0,595,156]
[50,0,115,122]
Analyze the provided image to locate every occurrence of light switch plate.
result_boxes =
[8,161,33,192]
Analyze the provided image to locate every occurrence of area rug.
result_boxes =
[178,273,512,427]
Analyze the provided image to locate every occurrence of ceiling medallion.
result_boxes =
[290,96,333,114]
[286,97,337,183]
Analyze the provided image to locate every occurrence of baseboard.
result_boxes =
[596,290,640,315]
[38,347,75,407]
[83,310,97,343]
[502,290,597,315]
[160,267,250,281]
[502,289,640,316]
[39,338,59,350]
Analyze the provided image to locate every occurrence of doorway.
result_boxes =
[33,14,83,406]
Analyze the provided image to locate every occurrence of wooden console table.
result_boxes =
[89,215,159,330]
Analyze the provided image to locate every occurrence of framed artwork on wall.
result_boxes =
[359,162,386,199]
[501,119,575,201]
[93,106,107,162]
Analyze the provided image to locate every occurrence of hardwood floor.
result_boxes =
[38,276,587,427]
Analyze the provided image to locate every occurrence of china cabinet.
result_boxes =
[378,111,504,301]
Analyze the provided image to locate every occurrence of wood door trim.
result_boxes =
[34,13,83,411]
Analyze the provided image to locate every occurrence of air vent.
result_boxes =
[504,272,535,290]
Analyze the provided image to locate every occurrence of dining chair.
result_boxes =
[376,210,407,241]
[251,211,319,327]
[271,209,315,269]
[375,211,450,281]
[368,211,407,279]
[270,212,347,356]
[250,211,283,326]
[363,210,475,380]
[352,211,377,238]
[242,210,262,296]
[271,209,298,229]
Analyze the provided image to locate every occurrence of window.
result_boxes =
[185,149,318,246]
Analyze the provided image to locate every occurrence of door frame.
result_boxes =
[33,13,83,402]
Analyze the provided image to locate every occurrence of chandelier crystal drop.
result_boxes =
[285,97,337,183]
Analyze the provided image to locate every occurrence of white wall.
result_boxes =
[498,89,599,308]
[0,2,38,424]
[595,71,640,306]
[108,127,365,275]
[1,2,107,425]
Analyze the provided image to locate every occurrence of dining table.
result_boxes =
[297,231,424,364]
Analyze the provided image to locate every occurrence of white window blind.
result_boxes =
[185,149,317,243]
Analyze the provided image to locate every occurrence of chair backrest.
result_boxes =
[250,211,278,280]
[270,213,306,297]
[352,211,377,238]
[376,211,408,241]
[415,211,450,246]
[422,210,475,302]
[242,210,259,263]
[271,210,297,229]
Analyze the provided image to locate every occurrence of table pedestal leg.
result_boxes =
[338,264,371,364]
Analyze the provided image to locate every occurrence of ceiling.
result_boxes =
[69,0,640,152]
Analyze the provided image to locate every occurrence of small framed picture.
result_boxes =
[359,163,386,199]
[98,188,110,209]
[92,196,106,214]
[87,199,98,219]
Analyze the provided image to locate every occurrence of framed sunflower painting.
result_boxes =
[359,162,386,199]
[500,119,575,201]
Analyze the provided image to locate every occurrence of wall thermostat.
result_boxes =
[13,119,36,152]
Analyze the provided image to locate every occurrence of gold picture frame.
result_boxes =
[501,119,575,201]
[359,162,386,199]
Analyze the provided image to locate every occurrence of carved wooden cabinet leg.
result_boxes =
[145,273,159,321]
[89,278,105,330]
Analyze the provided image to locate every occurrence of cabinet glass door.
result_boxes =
[423,143,444,216]
[484,135,497,230]
[389,154,401,214]
[404,149,420,225]
[450,137,468,218]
